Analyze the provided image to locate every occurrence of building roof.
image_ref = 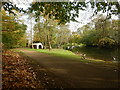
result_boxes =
[32,43,43,45]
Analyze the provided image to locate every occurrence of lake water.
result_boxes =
[70,46,119,62]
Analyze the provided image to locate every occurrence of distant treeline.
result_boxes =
[69,15,119,48]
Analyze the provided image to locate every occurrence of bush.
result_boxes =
[2,32,17,49]
[98,37,116,48]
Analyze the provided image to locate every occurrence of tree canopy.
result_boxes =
[1,1,119,24]
[1,10,27,48]
[28,1,119,24]
[1,2,25,15]
[74,15,120,47]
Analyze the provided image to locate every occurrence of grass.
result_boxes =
[28,48,81,59]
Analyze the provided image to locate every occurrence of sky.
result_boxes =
[10,0,119,33]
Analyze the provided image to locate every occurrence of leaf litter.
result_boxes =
[2,50,43,89]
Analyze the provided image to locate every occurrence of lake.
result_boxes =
[70,46,119,62]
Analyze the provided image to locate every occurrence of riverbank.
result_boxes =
[25,48,118,70]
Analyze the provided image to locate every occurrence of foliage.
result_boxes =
[28,2,86,24]
[28,1,119,24]
[17,34,28,47]
[80,29,100,46]
[108,20,119,44]
[33,19,71,49]
[2,32,17,48]
[75,15,119,48]
[89,1,119,18]
[26,1,119,48]
[1,1,119,49]
[69,32,81,44]
[1,1,119,24]
[33,22,47,45]
[33,19,58,49]
[1,2,25,15]
[98,37,116,48]
[2,10,27,49]
[55,25,71,48]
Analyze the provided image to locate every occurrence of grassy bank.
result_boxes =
[28,49,81,59]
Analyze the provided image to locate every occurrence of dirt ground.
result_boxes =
[24,56,71,89]
[17,48,119,88]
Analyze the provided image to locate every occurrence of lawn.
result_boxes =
[28,48,81,59]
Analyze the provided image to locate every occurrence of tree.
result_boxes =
[77,15,119,47]
[56,25,71,48]
[80,29,100,46]
[33,18,58,49]
[28,1,119,24]
[94,15,111,38]
[1,1,119,24]
[0,1,25,14]
[33,22,47,48]
[98,37,116,48]
[108,20,119,44]
[2,10,27,48]
[89,1,119,18]
[1,1,119,48]
[69,32,80,45]
[78,23,92,35]
[17,34,28,48]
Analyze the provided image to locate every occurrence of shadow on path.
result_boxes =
[18,48,119,88]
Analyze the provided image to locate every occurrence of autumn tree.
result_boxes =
[56,25,71,48]
[77,15,119,47]
[108,20,119,44]
[69,32,80,45]
[2,10,27,48]
[33,18,58,49]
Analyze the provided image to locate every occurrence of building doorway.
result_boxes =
[39,45,42,49]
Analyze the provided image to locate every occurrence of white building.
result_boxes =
[32,43,43,49]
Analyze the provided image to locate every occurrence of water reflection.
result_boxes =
[70,46,119,61]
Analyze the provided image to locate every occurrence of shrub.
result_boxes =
[98,37,116,48]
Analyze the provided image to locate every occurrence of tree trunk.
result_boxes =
[47,35,52,51]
